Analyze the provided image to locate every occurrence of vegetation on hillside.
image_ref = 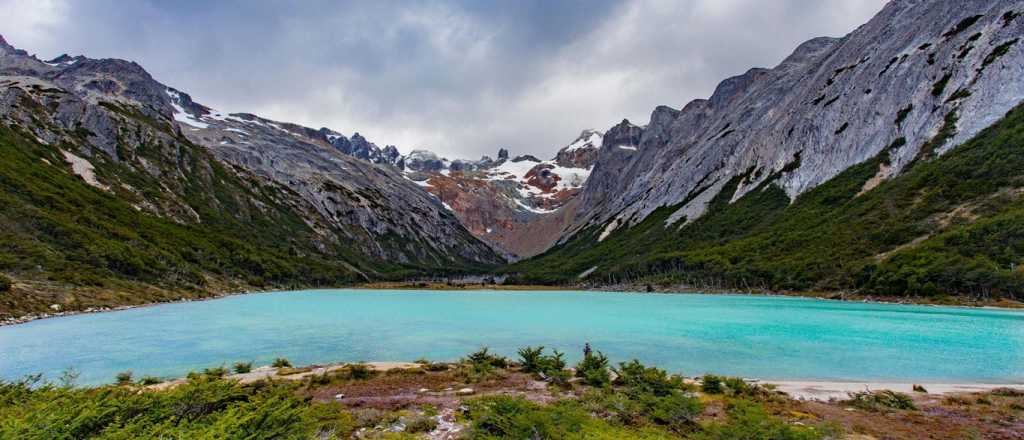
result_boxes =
[506,104,1024,300]
[0,110,495,318]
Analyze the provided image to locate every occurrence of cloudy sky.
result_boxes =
[1,0,886,159]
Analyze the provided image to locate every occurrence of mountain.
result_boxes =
[508,0,1024,299]
[0,35,501,319]
[395,131,601,258]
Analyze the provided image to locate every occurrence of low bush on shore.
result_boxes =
[846,389,917,411]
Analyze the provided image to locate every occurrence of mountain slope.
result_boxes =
[0,36,501,319]
[508,1,1024,299]
[507,102,1024,299]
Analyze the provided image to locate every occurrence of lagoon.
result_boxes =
[1,289,1023,386]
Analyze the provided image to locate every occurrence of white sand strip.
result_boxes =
[767,381,1024,400]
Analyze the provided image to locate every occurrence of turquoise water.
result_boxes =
[1,290,1023,385]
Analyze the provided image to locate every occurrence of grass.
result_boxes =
[505,103,1024,300]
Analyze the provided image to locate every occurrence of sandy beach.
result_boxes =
[767,380,1024,400]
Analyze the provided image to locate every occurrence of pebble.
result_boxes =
[456,387,475,396]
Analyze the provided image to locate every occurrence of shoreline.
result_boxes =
[3,282,1022,327]
[141,360,1024,401]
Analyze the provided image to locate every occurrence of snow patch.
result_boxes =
[165,89,209,129]
[578,266,598,279]
[565,130,603,152]
[598,218,619,242]
[617,145,638,151]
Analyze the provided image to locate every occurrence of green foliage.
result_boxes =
[272,358,292,368]
[0,274,10,292]
[845,390,917,411]
[942,15,984,38]
[932,73,952,97]
[115,370,134,385]
[344,363,374,380]
[614,360,686,397]
[464,395,677,440]
[517,346,545,373]
[693,400,823,440]
[139,376,162,386]
[0,376,334,439]
[507,103,1024,300]
[465,347,510,369]
[701,375,724,394]
[576,350,611,387]
[233,361,253,374]
[982,39,1019,69]
[203,366,229,378]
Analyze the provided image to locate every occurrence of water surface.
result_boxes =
[1,290,1022,385]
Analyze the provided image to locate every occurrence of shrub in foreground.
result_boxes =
[233,362,253,374]
[693,400,824,440]
[846,390,917,411]
[0,274,11,292]
[576,350,611,387]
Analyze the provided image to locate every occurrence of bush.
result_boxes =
[203,366,228,378]
[345,363,374,380]
[115,370,133,385]
[233,361,253,374]
[693,400,822,440]
[701,375,724,394]
[464,395,591,439]
[272,358,292,368]
[615,360,685,397]
[138,376,161,386]
[466,347,509,369]
[576,350,611,387]
[846,390,917,411]
[517,346,545,373]
[0,274,11,292]
[646,392,704,433]
[404,414,439,433]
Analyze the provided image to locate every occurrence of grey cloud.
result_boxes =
[0,0,886,159]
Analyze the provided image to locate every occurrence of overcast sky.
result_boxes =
[1,0,886,159]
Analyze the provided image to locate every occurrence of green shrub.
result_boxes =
[138,376,162,386]
[646,392,703,433]
[693,400,823,440]
[517,346,545,373]
[701,375,724,394]
[846,390,917,411]
[345,363,374,380]
[464,395,591,439]
[576,350,611,387]
[0,274,11,292]
[466,347,509,368]
[233,361,253,374]
[203,366,228,378]
[115,370,133,385]
[614,360,685,397]
[404,414,439,433]
[272,357,292,368]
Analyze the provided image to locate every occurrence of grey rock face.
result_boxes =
[0,34,502,267]
[565,0,1024,240]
